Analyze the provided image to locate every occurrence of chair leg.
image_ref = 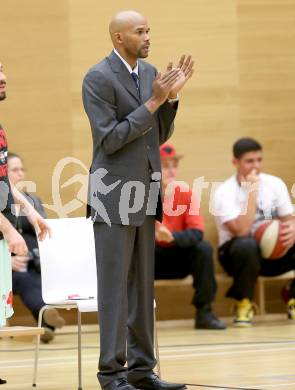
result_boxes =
[78,310,82,390]
[154,307,161,379]
[32,305,48,387]
[258,278,266,316]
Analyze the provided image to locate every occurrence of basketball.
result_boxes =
[253,220,289,260]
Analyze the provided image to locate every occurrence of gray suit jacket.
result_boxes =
[82,50,177,226]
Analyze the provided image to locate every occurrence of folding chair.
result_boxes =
[32,217,160,390]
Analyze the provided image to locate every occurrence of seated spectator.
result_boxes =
[213,138,295,327]
[8,152,65,342]
[154,144,225,330]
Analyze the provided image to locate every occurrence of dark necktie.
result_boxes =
[131,72,139,91]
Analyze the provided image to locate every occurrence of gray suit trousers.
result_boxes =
[93,217,156,386]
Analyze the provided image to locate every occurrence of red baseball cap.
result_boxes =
[159,143,182,160]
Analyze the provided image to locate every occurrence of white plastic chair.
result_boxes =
[32,217,160,390]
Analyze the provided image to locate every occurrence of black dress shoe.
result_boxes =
[129,373,186,390]
[0,378,7,385]
[102,378,138,390]
[195,309,226,330]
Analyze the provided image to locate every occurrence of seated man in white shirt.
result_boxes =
[213,137,295,326]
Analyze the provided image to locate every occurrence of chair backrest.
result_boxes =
[38,217,97,304]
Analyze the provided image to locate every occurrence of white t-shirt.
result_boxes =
[213,173,294,247]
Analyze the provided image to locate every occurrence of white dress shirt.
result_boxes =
[113,49,138,76]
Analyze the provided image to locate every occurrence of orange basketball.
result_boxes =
[253,220,290,260]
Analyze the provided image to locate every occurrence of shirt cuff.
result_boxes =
[167,94,179,104]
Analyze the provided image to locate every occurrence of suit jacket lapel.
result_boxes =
[138,60,153,104]
[107,51,141,104]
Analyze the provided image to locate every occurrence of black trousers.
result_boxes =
[154,241,217,309]
[12,269,44,321]
[93,217,156,387]
[12,269,53,329]
[218,236,295,300]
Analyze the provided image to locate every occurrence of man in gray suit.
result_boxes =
[83,10,194,390]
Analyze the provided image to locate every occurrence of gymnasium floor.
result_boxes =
[1,318,295,390]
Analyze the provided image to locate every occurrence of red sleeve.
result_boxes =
[183,190,204,232]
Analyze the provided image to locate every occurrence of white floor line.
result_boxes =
[161,345,295,359]
[159,343,295,353]
[1,340,294,355]
[2,344,295,367]
[249,383,295,388]
[2,359,98,369]
[0,353,99,366]
[2,346,295,368]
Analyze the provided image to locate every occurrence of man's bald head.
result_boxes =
[109,11,150,62]
[109,11,146,39]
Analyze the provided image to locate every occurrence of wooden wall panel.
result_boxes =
[238,0,295,193]
[0,0,73,211]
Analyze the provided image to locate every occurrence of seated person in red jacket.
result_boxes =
[155,143,225,330]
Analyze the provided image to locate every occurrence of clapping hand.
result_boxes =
[145,55,194,113]
[167,55,194,98]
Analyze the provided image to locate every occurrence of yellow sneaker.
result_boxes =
[287,298,295,320]
[233,298,255,327]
